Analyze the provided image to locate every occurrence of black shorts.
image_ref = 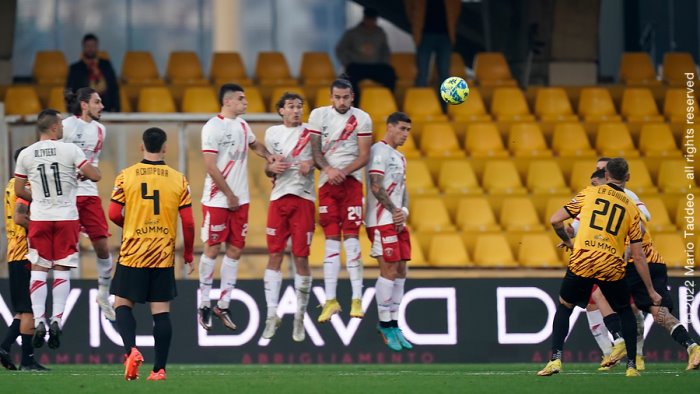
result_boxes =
[111,264,177,303]
[559,268,631,312]
[8,260,32,314]
[626,262,673,313]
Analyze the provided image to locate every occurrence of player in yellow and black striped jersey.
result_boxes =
[1,147,47,371]
[108,127,194,381]
[538,158,661,377]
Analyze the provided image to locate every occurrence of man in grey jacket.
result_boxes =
[336,7,396,106]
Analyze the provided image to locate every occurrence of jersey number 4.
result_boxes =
[37,163,62,197]
[141,183,160,215]
[589,198,625,236]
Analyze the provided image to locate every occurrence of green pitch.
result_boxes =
[1,363,696,393]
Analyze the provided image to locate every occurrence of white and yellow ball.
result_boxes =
[440,76,470,105]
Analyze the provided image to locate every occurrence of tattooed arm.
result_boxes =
[550,207,573,249]
[370,173,405,227]
[311,133,344,184]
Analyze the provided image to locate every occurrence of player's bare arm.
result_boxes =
[14,202,29,229]
[79,162,101,182]
[370,173,405,226]
[310,133,344,184]
[13,178,32,202]
[203,152,238,209]
[340,135,371,175]
[250,140,278,163]
[550,207,573,249]
[630,242,661,305]
[298,159,314,175]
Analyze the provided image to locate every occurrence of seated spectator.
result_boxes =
[66,34,120,112]
[335,7,396,105]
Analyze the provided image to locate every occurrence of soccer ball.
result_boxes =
[440,76,470,105]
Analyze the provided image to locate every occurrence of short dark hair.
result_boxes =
[82,33,98,44]
[65,87,97,116]
[597,157,611,163]
[13,146,27,163]
[363,7,379,19]
[37,109,61,133]
[275,92,304,112]
[590,168,606,180]
[605,158,629,182]
[330,78,353,93]
[143,127,167,153]
[387,112,411,125]
[218,83,244,106]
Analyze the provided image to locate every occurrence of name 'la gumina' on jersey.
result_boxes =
[564,183,643,281]
[110,160,192,268]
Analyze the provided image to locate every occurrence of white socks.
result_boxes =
[323,240,341,300]
[198,255,216,308]
[295,274,312,318]
[344,238,363,300]
[587,309,612,355]
[264,269,282,318]
[636,310,645,355]
[96,254,113,290]
[30,271,48,327]
[217,256,239,309]
[391,278,406,321]
[52,270,71,325]
[375,276,394,322]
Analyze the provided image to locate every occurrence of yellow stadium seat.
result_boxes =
[464,123,509,158]
[569,160,596,192]
[551,123,596,158]
[595,123,640,157]
[543,195,572,224]
[120,89,132,112]
[482,160,527,195]
[428,233,471,267]
[447,88,491,122]
[300,52,335,86]
[664,88,700,123]
[121,51,163,84]
[390,52,417,86]
[244,86,266,113]
[33,51,68,85]
[577,88,622,124]
[507,123,552,157]
[166,51,208,85]
[246,199,269,249]
[181,86,218,113]
[47,86,67,113]
[518,233,563,268]
[210,52,252,86]
[620,88,664,123]
[403,87,448,124]
[429,52,469,82]
[438,160,483,195]
[676,196,698,230]
[625,159,657,194]
[420,123,464,158]
[255,52,297,86]
[535,87,578,122]
[491,88,535,122]
[359,87,398,123]
[657,160,697,194]
[642,197,677,233]
[663,52,697,86]
[526,160,570,195]
[396,133,421,159]
[653,233,686,268]
[455,197,500,232]
[473,233,517,267]
[405,159,439,196]
[619,52,659,85]
[4,86,42,115]
[499,197,544,231]
[137,87,177,112]
[639,123,681,158]
[408,232,429,267]
[473,52,517,87]
[410,197,456,232]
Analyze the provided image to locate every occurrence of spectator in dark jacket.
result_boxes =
[66,34,120,112]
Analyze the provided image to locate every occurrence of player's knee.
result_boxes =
[558,296,575,309]
[204,243,222,258]
[226,244,242,259]
[267,253,284,269]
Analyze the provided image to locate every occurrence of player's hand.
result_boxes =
[557,240,573,251]
[392,208,407,227]
[324,167,345,185]
[298,160,314,175]
[184,261,194,275]
[226,193,240,211]
[267,154,284,164]
[649,290,663,306]
[268,160,291,174]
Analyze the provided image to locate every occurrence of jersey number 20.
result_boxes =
[589,198,625,236]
